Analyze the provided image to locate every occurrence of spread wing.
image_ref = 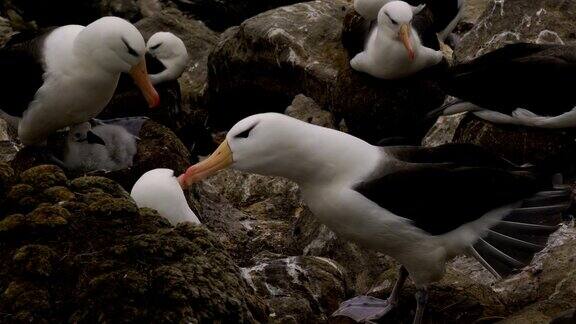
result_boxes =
[355,145,541,235]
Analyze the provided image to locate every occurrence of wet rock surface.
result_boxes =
[456,0,576,61]
[207,0,446,143]
[0,163,267,323]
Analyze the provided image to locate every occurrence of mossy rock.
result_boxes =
[0,165,268,323]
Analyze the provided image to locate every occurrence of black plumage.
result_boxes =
[441,43,576,115]
[0,29,53,117]
[354,144,570,277]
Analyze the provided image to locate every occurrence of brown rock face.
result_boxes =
[207,0,446,143]
[169,0,304,31]
[456,0,576,61]
[0,163,268,323]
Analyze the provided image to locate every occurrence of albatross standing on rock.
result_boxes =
[350,1,444,79]
[433,43,576,128]
[0,17,160,145]
[131,168,200,225]
[177,113,571,324]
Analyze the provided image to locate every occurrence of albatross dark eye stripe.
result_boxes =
[122,38,139,57]
[385,12,398,25]
[235,123,258,139]
[150,43,162,50]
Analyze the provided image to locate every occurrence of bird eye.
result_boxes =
[122,38,139,57]
[150,43,162,50]
[385,13,398,25]
[235,124,257,139]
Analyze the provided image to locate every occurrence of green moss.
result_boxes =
[20,165,68,191]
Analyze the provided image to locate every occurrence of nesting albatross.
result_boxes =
[433,43,576,128]
[350,1,444,79]
[0,17,160,145]
[177,113,571,324]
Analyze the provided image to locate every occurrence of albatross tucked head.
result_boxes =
[146,32,189,85]
[74,17,160,108]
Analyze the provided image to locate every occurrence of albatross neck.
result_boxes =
[276,124,383,187]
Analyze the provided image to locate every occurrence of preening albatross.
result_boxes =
[0,17,160,145]
[178,113,571,324]
[131,168,200,225]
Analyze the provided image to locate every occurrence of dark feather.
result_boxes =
[442,43,576,115]
[0,29,53,117]
[355,144,543,235]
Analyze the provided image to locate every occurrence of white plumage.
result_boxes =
[0,17,159,145]
[146,32,189,85]
[63,123,138,172]
[131,168,200,225]
[350,1,443,79]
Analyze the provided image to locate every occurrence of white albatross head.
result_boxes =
[131,168,200,225]
[177,113,380,187]
[378,1,425,61]
[74,16,160,108]
[146,32,189,85]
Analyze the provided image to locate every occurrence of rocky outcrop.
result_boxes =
[1,0,144,27]
[242,255,348,323]
[0,163,268,323]
[207,0,446,143]
[285,94,336,129]
[456,0,576,61]
[423,113,576,168]
[169,0,303,31]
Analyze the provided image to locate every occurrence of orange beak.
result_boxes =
[177,139,233,188]
[399,24,415,61]
[129,59,160,108]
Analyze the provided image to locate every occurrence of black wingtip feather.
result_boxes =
[472,187,571,278]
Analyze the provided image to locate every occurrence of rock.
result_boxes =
[285,94,336,129]
[343,225,576,323]
[10,121,191,191]
[207,0,446,143]
[0,16,14,46]
[101,8,220,155]
[0,165,268,323]
[423,113,576,170]
[1,0,143,27]
[292,209,393,295]
[190,167,392,297]
[170,0,303,31]
[456,0,576,62]
[190,169,302,263]
[0,118,20,163]
[241,255,348,323]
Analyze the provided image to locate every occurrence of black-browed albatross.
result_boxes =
[433,43,576,128]
[350,1,444,79]
[0,16,160,145]
[177,113,571,324]
[351,0,465,49]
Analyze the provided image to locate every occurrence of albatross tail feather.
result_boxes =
[470,186,572,279]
